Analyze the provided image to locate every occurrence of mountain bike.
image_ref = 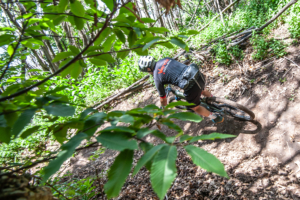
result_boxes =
[165,85,261,133]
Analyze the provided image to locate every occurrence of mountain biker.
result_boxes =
[138,56,224,123]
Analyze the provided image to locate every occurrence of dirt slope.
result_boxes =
[63,38,300,199]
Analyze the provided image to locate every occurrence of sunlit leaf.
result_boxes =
[184,145,228,178]
[44,103,75,117]
[12,108,37,137]
[70,0,85,17]
[168,112,203,122]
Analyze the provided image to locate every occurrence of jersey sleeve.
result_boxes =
[154,76,166,98]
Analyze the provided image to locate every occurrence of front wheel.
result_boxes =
[206,97,255,121]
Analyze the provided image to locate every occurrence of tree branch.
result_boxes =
[124,6,144,23]
[0,5,119,102]
[0,21,28,82]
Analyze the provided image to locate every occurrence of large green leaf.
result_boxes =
[158,42,174,49]
[0,34,14,46]
[133,48,148,56]
[170,37,189,51]
[133,144,166,176]
[42,132,88,182]
[100,126,135,134]
[104,150,133,199]
[94,54,115,63]
[103,34,116,52]
[44,103,75,117]
[113,29,126,43]
[69,45,80,54]
[102,0,114,11]
[74,17,85,30]
[70,61,82,79]
[79,108,96,120]
[179,135,193,143]
[141,17,156,23]
[165,101,195,109]
[53,15,67,26]
[94,28,111,46]
[89,58,106,66]
[20,125,41,139]
[0,115,7,127]
[148,27,169,33]
[96,132,138,151]
[12,108,37,137]
[52,52,74,63]
[128,30,137,48]
[168,112,203,123]
[136,128,157,139]
[83,112,106,136]
[70,0,85,17]
[184,145,228,178]
[57,0,68,13]
[189,132,236,143]
[161,120,182,134]
[0,127,11,143]
[117,50,130,59]
[186,30,200,35]
[142,37,161,51]
[150,145,177,200]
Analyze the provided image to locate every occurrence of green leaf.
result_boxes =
[142,37,161,51]
[170,37,189,51]
[158,42,174,49]
[43,132,88,182]
[104,150,133,199]
[117,50,130,59]
[0,27,15,32]
[70,61,82,79]
[161,120,182,134]
[189,132,236,143]
[52,52,74,63]
[79,108,96,120]
[83,112,106,136]
[128,30,137,48]
[113,29,126,43]
[168,112,203,123]
[141,18,156,23]
[116,114,134,124]
[7,45,14,56]
[113,39,122,51]
[165,101,195,109]
[57,0,69,13]
[0,115,7,127]
[100,126,135,134]
[74,17,85,30]
[94,28,111,46]
[96,132,138,151]
[184,145,228,178]
[89,58,106,66]
[0,127,11,143]
[44,103,75,117]
[180,135,193,143]
[133,48,148,56]
[136,128,157,139]
[186,30,200,35]
[151,145,177,200]
[12,108,37,138]
[20,126,41,139]
[102,0,114,11]
[94,54,115,63]
[53,15,67,26]
[70,0,85,17]
[0,34,14,46]
[103,34,116,52]
[133,27,141,37]
[53,125,68,144]
[4,112,18,127]
[60,60,78,77]
[148,27,169,33]
[133,144,166,176]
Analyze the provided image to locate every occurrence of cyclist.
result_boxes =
[138,56,224,123]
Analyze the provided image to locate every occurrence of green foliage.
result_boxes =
[212,42,232,65]
[251,34,287,60]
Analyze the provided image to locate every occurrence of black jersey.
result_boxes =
[153,57,188,97]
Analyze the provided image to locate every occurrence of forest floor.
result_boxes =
[60,30,300,199]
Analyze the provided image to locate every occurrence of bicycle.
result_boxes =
[165,85,261,133]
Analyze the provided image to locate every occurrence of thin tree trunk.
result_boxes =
[216,0,226,27]
[31,50,50,72]
[170,10,179,31]
[52,31,64,53]
[152,0,165,27]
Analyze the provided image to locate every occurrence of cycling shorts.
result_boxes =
[183,73,205,108]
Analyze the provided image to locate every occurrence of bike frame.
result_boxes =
[165,84,229,116]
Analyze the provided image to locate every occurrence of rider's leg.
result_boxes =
[201,89,212,97]
[191,105,211,117]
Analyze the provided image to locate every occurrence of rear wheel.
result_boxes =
[206,97,255,121]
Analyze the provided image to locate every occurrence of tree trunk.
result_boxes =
[31,50,51,72]
[52,31,64,53]
[152,0,165,27]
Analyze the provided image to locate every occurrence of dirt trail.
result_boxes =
[62,39,300,199]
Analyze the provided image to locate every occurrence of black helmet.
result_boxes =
[138,56,156,72]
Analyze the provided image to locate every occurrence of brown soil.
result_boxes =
[61,37,300,199]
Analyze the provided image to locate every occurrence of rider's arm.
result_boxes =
[160,96,167,107]
[154,76,167,107]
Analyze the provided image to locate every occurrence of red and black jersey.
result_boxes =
[153,57,188,98]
